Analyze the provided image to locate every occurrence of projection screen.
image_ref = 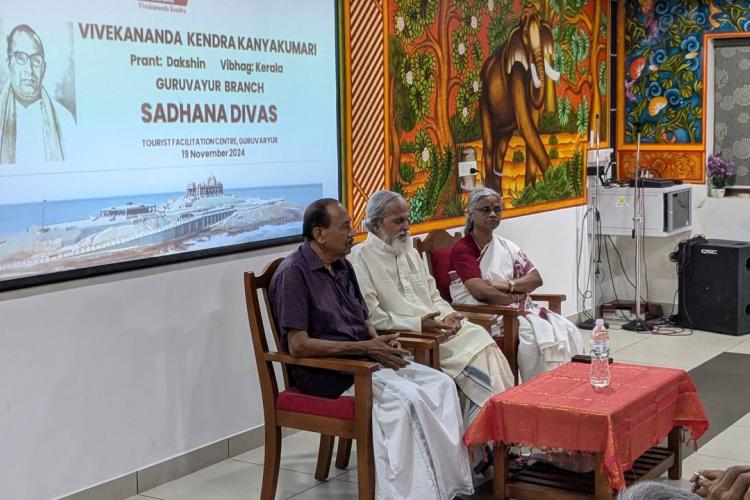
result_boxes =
[0,0,342,291]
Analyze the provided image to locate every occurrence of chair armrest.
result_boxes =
[530,293,566,302]
[452,303,523,316]
[529,293,566,314]
[380,329,453,343]
[396,335,441,369]
[398,337,438,350]
[264,352,379,375]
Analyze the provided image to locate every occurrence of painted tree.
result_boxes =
[388,36,418,186]
[555,0,607,138]
[392,0,505,221]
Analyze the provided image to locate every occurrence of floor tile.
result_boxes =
[680,454,742,478]
[125,496,165,500]
[607,329,651,353]
[613,342,722,371]
[141,458,320,500]
[695,424,750,463]
[287,478,359,499]
[686,355,750,444]
[637,330,746,351]
[700,352,750,375]
[331,469,358,483]
[233,431,355,479]
[735,412,750,428]
[728,336,750,354]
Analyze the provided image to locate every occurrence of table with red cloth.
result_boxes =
[464,361,709,498]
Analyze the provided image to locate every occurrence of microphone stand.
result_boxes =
[623,125,650,332]
[578,115,608,329]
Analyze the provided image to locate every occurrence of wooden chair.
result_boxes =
[243,258,439,500]
[414,229,567,384]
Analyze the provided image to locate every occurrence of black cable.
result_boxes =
[605,234,647,303]
[603,235,633,321]
[668,234,707,332]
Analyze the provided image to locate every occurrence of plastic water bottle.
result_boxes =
[590,319,610,388]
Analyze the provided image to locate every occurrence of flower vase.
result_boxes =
[711,187,726,198]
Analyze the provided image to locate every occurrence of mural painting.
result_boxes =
[619,0,750,182]
[386,0,608,228]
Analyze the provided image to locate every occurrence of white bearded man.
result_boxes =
[350,191,515,436]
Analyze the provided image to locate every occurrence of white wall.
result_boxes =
[486,205,588,317]
[0,205,588,500]
[600,185,750,312]
[0,244,296,500]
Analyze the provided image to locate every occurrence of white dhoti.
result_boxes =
[453,338,515,426]
[369,362,474,500]
[516,305,585,381]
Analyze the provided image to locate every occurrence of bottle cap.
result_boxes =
[595,318,604,326]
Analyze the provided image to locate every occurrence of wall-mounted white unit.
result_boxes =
[591,185,692,237]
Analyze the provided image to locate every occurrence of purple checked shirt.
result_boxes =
[269,242,371,397]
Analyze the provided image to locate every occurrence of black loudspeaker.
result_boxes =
[677,239,750,335]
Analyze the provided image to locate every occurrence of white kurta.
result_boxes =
[451,234,585,382]
[350,234,513,404]
[365,362,474,499]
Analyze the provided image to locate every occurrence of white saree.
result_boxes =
[451,234,584,382]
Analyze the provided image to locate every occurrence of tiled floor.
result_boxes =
[127,324,750,500]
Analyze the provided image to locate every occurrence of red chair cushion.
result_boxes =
[429,247,453,302]
[276,388,356,420]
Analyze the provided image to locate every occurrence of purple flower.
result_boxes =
[707,153,736,188]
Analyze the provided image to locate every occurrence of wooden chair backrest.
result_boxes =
[243,258,287,405]
[413,229,462,266]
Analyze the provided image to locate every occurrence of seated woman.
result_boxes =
[449,187,584,382]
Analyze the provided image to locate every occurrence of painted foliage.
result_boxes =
[624,0,750,145]
[386,0,607,226]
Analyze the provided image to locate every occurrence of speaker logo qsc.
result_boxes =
[700,249,719,255]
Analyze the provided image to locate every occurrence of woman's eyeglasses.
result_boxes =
[474,206,502,214]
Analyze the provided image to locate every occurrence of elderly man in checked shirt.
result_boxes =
[269,198,473,500]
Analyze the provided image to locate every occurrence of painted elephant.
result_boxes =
[479,5,560,192]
